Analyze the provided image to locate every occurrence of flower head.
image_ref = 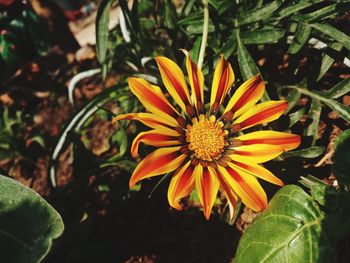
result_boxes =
[114,52,300,219]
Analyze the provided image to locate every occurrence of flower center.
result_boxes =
[186,116,226,161]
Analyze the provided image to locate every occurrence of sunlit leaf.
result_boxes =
[236,185,334,263]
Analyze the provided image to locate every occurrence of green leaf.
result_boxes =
[323,78,350,99]
[311,23,350,52]
[289,107,305,127]
[285,86,350,124]
[316,43,343,81]
[285,89,301,113]
[0,175,64,262]
[236,32,260,80]
[49,84,128,187]
[332,129,350,185]
[236,185,334,263]
[177,11,203,26]
[241,29,285,44]
[96,0,114,64]
[237,0,282,26]
[276,0,324,19]
[305,100,322,146]
[288,22,311,54]
[282,146,325,159]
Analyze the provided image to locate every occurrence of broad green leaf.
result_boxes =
[236,185,334,263]
[241,29,285,44]
[189,37,202,62]
[323,78,350,99]
[311,23,350,52]
[208,0,233,15]
[289,107,305,127]
[288,22,311,54]
[237,0,282,25]
[282,146,325,159]
[96,0,114,64]
[0,175,64,263]
[305,100,322,146]
[332,129,350,185]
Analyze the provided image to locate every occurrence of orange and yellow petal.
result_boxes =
[155,56,194,116]
[229,144,284,163]
[230,160,284,186]
[222,74,265,122]
[217,164,267,212]
[183,50,205,114]
[210,55,235,115]
[167,161,195,210]
[112,113,176,129]
[195,165,220,220]
[128,77,181,125]
[232,100,288,131]
[131,128,182,157]
[129,146,187,188]
[216,170,239,220]
[236,131,301,151]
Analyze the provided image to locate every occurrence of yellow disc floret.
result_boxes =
[186,115,227,161]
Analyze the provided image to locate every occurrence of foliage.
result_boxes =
[0,174,64,263]
[0,0,349,261]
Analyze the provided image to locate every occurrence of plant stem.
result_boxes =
[197,0,209,70]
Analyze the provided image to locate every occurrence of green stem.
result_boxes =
[197,0,209,70]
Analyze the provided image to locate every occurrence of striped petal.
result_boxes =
[155,56,195,116]
[167,161,195,210]
[236,131,301,151]
[229,144,284,163]
[112,113,176,129]
[232,100,288,131]
[210,55,235,115]
[131,128,181,157]
[222,74,265,122]
[216,169,238,220]
[129,146,187,188]
[183,50,205,114]
[217,164,268,212]
[128,77,181,126]
[230,160,284,186]
[195,165,220,220]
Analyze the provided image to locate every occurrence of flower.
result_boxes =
[113,52,300,220]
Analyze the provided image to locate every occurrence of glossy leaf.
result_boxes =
[0,175,64,262]
[236,185,334,263]
[332,129,350,185]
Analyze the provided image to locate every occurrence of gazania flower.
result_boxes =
[113,52,300,219]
